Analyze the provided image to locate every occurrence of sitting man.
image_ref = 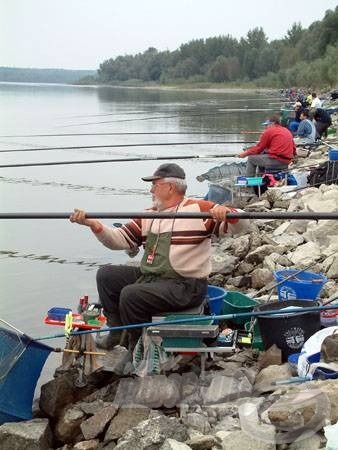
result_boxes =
[294,109,316,145]
[288,101,303,133]
[70,163,248,350]
[237,114,296,177]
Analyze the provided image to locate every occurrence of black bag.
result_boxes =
[308,161,338,186]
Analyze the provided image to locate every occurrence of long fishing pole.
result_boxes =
[59,109,277,127]
[1,212,338,220]
[0,131,261,138]
[34,304,338,340]
[0,140,256,154]
[0,153,240,168]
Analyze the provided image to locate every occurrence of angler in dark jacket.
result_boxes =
[312,108,332,139]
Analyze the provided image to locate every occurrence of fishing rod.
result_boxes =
[0,153,241,168]
[35,304,338,341]
[59,108,277,127]
[1,212,338,220]
[0,140,257,153]
[0,131,261,138]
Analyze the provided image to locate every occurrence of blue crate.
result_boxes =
[328,149,338,161]
[47,307,72,321]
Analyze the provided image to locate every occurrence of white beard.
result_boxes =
[152,195,164,211]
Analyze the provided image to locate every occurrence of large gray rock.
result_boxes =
[104,407,150,441]
[186,434,219,449]
[182,412,211,434]
[254,364,293,394]
[159,439,191,450]
[321,254,338,278]
[215,429,275,450]
[231,235,250,258]
[73,440,100,449]
[289,241,321,267]
[113,375,181,409]
[246,245,286,265]
[272,234,304,249]
[80,404,117,440]
[200,370,252,404]
[0,418,52,450]
[211,252,238,275]
[114,415,188,450]
[235,261,255,276]
[55,406,86,444]
[303,220,338,247]
[266,387,330,442]
[251,268,274,289]
[39,369,90,419]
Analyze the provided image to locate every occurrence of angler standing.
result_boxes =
[70,163,248,350]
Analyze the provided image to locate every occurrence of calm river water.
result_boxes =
[0,82,280,387]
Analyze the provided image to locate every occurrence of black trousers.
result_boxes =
[96,265,207,335]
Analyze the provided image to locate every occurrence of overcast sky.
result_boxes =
[1,0,337,70]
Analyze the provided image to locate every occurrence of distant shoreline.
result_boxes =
[0,80,278,95]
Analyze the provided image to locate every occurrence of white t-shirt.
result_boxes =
[311,97,322,108]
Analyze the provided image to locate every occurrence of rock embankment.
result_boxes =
[0,116,337,450]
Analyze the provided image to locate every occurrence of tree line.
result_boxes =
[95,6,338,88]
[0,67,96,84]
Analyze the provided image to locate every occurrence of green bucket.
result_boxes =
[222,291,259,324]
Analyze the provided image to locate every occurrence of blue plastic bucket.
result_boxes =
[274,270,327,301]
[206,285,226,316]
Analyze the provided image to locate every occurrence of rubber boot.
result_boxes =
[128,331,141,352]
[95,312,123,350]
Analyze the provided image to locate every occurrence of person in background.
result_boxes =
[294,109,316,145]
[310,93,322,108]
[312,107,332,139]
[70,163,249,350]
[306,91,313,107]
[288,101,303,133]
[237,114,296,177]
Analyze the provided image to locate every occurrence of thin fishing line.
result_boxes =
[57,108,277,127]
[0,140,256,153]
[0,153,239,168]
[0,131,260,139]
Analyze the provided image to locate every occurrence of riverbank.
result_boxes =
[75,81,280,96]
[1,121,338,448]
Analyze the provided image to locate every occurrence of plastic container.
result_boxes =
[222,291,259,325]
[274,270,327,301]
[328,149,338,161]
[236,176,247,185]
[206,285,226,316]
[255,300,321,361]
[163,315,213,348]
[288,352,300,375]
[244,321,264,350]
[246,177,263,186]
[47,307,72,321]
[320,308,338,327]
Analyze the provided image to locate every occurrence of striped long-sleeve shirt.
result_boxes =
[91,198,247,278]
